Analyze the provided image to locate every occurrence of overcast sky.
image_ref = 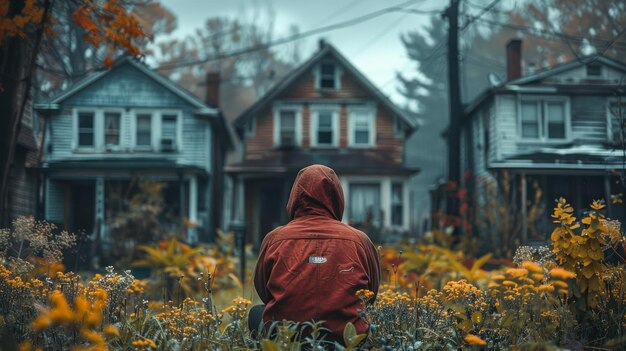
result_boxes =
[156,0,446,103]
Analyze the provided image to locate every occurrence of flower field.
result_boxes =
[1,198,626,350]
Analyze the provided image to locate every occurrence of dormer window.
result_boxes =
[587,64,602,77]
[317,61,340,89]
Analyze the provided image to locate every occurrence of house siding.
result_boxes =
[570,95,608,143]
[45,64,212,172]
[45,179,64,222]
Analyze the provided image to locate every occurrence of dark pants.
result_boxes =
[248,304,265,335]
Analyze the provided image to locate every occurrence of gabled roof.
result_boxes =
[37,57,218,116]
[464,54,626,117]
[234,42,418,132]
[508,54,626,86]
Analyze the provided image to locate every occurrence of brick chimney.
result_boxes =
[506,39,522,81]
[205,72,220,107]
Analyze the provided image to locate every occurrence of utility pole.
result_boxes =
[443,0,462,217]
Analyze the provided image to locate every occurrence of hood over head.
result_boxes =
[287,164,344,221]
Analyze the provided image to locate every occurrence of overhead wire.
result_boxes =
[157,0,426,70]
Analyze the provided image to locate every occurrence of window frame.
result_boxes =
[607,97,626,145]
[390,181,404,227]
[310,105,340,147]
[315,61,341,90]
[348,182,382,226]
[586,64,603,78]
[159,110,183,152]
[74,109,97,151]
[130,109,183,152]
[517,96,570,142]
[132,110,156,151]
[103,110,123,150]
[273,105,302,148]
[348,106,376,147]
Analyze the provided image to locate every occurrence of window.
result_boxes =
[519,99,568,141]
[312,109,338,147]
[546,102,565,139]
[349,108,375,146]
[244,118,256,137]
[136,114,152,148]
[161,114,178,151]
[609,100,626,145]
[279,110,297,147]
[104,112,121,146]
[349,183,381,225]
[391,182,403,226]
[319,62,337,89]
[78,112,95,147]
[587,64,602,77]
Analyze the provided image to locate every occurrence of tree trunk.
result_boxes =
[0,0,52,227]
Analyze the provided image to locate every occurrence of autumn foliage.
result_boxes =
[0,0,146,67]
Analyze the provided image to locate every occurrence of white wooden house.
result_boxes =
[35,58,233,248]
[462,39,626,242]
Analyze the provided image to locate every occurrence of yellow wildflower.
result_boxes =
[465,334,487,346]
[549,268,576,280]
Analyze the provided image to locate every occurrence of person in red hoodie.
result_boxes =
[251,164,380,344]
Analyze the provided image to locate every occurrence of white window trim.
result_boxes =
[159,109,183,152]
[73,108,125,152]
[348,105,376,147]
[340,175,410,230]
[517,96,571,143]
[130,109,183,152]
[310,105,340,147]
[586,64,604,79]
[131,109,156,151]
[272,104,303,147]
[314,61,342,90]
[102,109,125,151]
[244,117,256,137]
[73,108,98,151]
[607,97,626,143]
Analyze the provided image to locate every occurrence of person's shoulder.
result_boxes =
[338,222,375,244]
[259,226,285,248]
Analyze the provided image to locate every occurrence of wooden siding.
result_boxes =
[46,63,212,172]
[243,59,405,164]
[45,179,64,222]
[541,65,626,84]
[244,102,404,164]
[279,66,370,100]
[490,94,611,162]
[495,94,517,160]
[8,149,36,220]
[570,96,607,143]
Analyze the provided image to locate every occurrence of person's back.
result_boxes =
[254,164,380,343]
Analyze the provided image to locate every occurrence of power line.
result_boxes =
[466,16,626,51]
[157,0,425,70]
[460,0,501,31]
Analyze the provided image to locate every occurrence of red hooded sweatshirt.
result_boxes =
[254,164,380,341]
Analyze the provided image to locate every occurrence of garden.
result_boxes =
[1,197,625,350]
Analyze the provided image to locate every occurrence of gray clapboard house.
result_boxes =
[462,39,626,241]
[35,57,232,245]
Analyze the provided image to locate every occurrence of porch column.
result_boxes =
[233,176,244,222]
[188,175,198,243]
[520,173,527,244]
[95,177,105,241]
[381,178,391,228]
